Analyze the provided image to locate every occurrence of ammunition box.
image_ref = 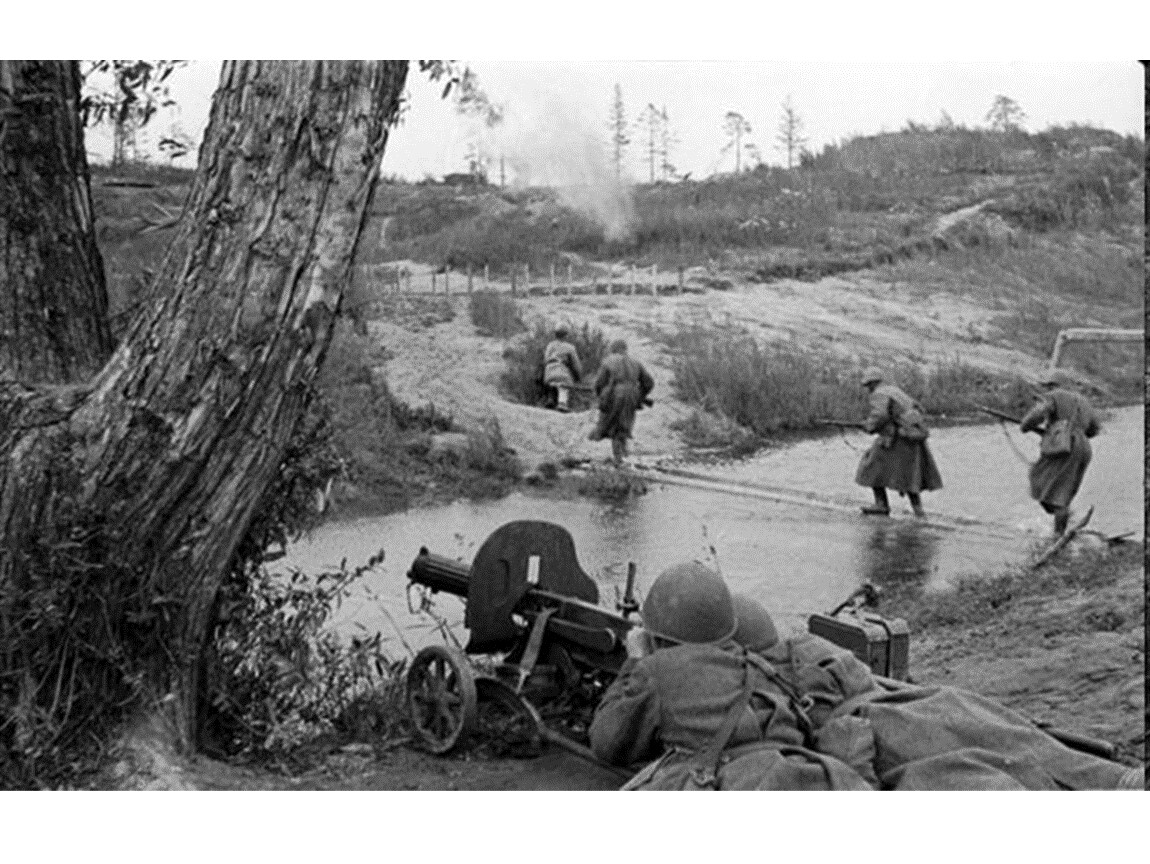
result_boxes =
[808,611,909,680]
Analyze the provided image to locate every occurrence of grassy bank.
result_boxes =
[317,321,521,518]
[886,541,1145,766]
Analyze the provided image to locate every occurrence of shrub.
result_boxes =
[204,552,404,764]
[469,291,524,338]
[670,408,760,454]
[501,320,610,408]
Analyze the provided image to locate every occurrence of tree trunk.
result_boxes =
[0,60,409,755]
[0,61,114,385]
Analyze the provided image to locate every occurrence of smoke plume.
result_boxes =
[468,96,634,241]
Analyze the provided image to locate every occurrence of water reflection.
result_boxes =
[855,520,940,602]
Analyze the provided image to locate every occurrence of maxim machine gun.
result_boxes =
[404,520,639,772]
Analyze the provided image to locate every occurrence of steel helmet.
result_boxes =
[641,561,737,645]
[731,593,779,652]
[861,367,884,386]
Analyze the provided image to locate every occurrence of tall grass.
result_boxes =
[500,320,610,408]
[660,325,1040,437]
[469,291,524,338]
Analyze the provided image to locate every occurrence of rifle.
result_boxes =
[975,404,1044,434]
[817,418,866,431]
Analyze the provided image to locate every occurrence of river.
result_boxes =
[279,405,1142,651]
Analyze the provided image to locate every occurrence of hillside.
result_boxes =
[91,123,1143,495]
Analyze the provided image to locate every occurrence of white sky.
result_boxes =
[88,59,1142,181]
[19,2,1140,181]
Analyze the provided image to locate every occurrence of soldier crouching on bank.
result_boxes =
[587,562,873,790]
[542,324,582,413]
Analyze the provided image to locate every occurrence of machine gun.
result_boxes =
[404,521,638,771]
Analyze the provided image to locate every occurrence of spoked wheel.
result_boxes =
[406,645,478,754]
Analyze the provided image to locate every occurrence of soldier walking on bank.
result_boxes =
[589,339,654,466]
[853,367,942,517]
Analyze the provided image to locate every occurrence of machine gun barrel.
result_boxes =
[407,549,471,597]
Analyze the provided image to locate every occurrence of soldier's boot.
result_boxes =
[862,487,891,516]
[908,492,925,518]
[611,438,626,466]
[1053,507,1071,535]
[556,386,571,412]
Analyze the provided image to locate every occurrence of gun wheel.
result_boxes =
[406,645,478,754]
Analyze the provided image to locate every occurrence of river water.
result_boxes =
[280,406,1142,650]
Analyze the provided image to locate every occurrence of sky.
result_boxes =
[86,60,1142,182]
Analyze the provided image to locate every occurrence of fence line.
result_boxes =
[353,262,699,298]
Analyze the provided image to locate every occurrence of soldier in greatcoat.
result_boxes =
[542,325,582,413]
[730,593,1142,790]
[853,367,942,517]
[1019,369,1099,535]
[588,339,654,466]
[588,563,873,791]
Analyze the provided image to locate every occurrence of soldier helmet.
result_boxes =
[554,324,569,338]
[1036,368,1067,387]
[861,367,884,386]
[609,338,628,354]
[641,561,737,645]
[731,593,780,652]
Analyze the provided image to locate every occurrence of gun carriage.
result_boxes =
[404,521,639,769]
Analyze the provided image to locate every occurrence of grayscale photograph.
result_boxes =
[0,53,1143,802]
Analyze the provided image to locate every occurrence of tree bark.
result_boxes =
[0,60,409,752]
[0,61,114,384]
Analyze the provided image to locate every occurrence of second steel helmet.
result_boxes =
[731,593,780,652]
[641,561,736,645]
[861,367,884,386]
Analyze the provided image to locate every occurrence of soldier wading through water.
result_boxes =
[1020,368,1100,535]
[589,339,654,466]
[588,562,873,790]
[853,367,942,517]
